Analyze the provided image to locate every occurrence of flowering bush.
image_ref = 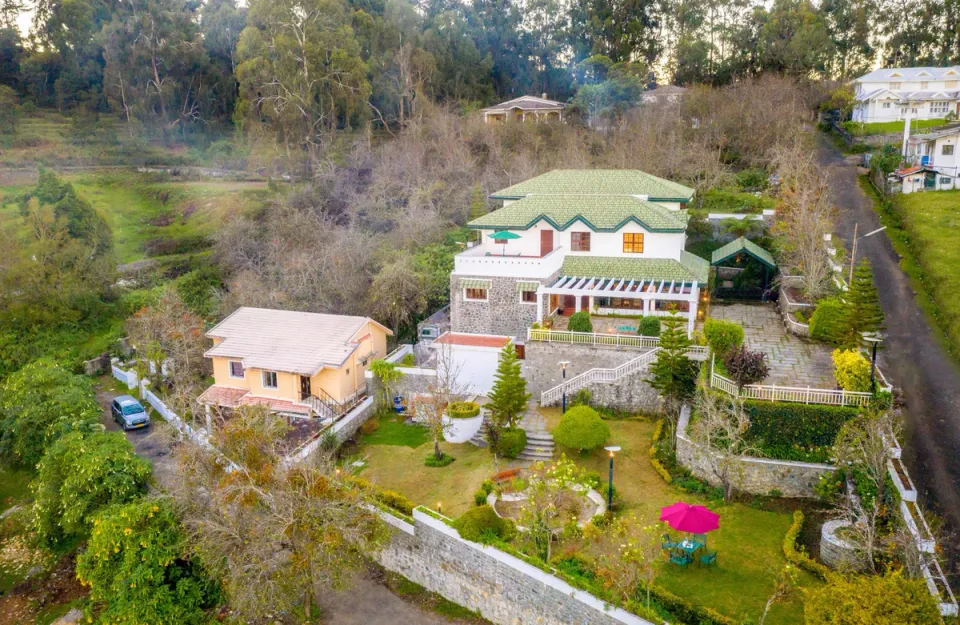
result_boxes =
[832,349,872,392]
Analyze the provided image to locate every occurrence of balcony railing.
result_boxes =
[453,245,565,279]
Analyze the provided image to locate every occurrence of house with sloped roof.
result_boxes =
[198,307,392,420]
[483,95,565,124]
[852,67,960,123]
[450,169,708,338]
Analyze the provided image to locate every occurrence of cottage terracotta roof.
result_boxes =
[435,333,512,348]
[198,385,250,407]
[205,307,392,375]
[483,95,566,112]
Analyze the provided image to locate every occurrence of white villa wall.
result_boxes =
[469,223,685,261]
[437,342,503,396]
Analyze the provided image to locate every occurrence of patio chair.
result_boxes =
[699,549,717,568]
[661,533,677,550]
[693,533,707,548]
[669,551,693,568]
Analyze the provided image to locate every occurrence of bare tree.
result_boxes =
[409,341,468,461]
[689,379,755,502]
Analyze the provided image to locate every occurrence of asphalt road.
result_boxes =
[818,137,960,566]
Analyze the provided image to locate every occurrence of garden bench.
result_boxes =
[492,468,522,484]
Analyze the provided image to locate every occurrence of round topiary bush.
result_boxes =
[638,316,661,337]
[494,427,527,458]
[448,401,480,419]
[553,406,611,452]
[568,311,593,333]
[453,504,515,543]
[703,318,745,357]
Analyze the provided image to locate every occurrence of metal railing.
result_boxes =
[541,348,660,405]
[709,369,873,407]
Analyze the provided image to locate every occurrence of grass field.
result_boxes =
[357,411,818,624]
[842,118,949,137]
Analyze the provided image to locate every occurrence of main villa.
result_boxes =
[450,169,709,340]
[852,66,960,123]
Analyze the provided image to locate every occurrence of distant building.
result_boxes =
[902,125,960,192]
[482,95,566,124]
[642,85,688,105]
[852,66,960,123]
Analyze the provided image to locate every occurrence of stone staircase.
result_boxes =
[539,348,660,406]
[518,430,555,462]
[468,416,491,448]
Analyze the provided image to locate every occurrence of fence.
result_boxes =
[709,365,873,407]
[110,359,138,389]
[528,328,661,349]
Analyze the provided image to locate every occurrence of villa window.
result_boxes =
[228,360,244,378]
[920,81,929,89]
[882,102,891,109]
[597,297,644,310]
[571,232,592,252]
[262,370,278,389]
[932,101,950,115]
[655,300,690,313]
[944,144,955,156]
[622,232,644,254]
[494,238,509,244]
[465,287,488,301]
[521,290,537,303]
[949,81,959,89]
[889,82,901,90]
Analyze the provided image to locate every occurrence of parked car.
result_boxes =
[111,395,151,430]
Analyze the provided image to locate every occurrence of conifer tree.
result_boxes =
[648,312,698,434]
[486,342,531,433]
[469,183,487,220]
[844,258,884,348]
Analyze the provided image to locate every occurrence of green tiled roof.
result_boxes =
[468,195,689,232]
[490,169,695,202]
[460,278,491,289]
[560,253,710,285]
[711,236,777,269]
[516,281,540,292]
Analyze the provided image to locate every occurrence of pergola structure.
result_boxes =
[537,276,702,334]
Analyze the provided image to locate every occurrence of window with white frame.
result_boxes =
[948,81,959,89]
[941,177,953,185]
[520,290,537,304]
[882,102,891,109]
[262,370,278,389]
[943,144,955,156]
[920,81,929,89]
[931,101,950,115]
[465,287,488,301]
[229,360,244,378]
[889,82,901,90]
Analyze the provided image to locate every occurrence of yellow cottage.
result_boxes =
[198,307,392,419]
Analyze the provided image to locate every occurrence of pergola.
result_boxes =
[710,236,777,299]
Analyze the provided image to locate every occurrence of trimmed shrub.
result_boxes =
[809,297,850,345]
[783,510,829,579]
[424,453,456,467]
[833,349,872,392]
[453,505,515,543]
[703,318,744,357]
[638,316,661,337]
[448,401,480,419]
[474,490,489,505]
[344,476,416,516]
[722,345,770,389]
[494,427,527,458]
[567,311,593,333]
[743,400,858,462]
[553,406,611,452]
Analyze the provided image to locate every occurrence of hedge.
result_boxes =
[743,400,858,462]
[638,316,661,337]
[783,510,830,580]
[448,401,480,419]
[344,476,416,516]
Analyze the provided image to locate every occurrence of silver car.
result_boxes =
[110,395,151,430]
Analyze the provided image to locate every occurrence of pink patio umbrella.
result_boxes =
[659,501,720,534]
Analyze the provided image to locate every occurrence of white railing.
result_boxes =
[110,359,138,389]
[528,328,661,349]
[453,245,566,279]
[383,344,413,364]
[541,348,660,405]
[710,369,873,407]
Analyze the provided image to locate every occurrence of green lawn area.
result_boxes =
[358,410,818,624]
[842,118,949,137]
[0,468,31,514]
[892,189,960,356]
[361,417,433,448]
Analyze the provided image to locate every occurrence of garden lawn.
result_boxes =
[893,189,960,357]
[0,468,31,514]
[842,118,948,136]
[361,418,432,448]
[542,409,818,625]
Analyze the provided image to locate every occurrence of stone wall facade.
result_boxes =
[819,519,863,571]
[523,342,663,412]
[676,405,835,498]
[450,272,559,339]
[377,509,653,625]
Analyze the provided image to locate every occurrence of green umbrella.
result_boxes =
[489,230,520,255]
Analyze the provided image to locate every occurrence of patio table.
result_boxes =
[676,539,700,554]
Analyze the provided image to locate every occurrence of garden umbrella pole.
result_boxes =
[488,230,520,256]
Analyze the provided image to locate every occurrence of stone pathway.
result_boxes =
[708,303,836,389]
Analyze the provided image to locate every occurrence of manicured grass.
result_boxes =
[360,407,819,624]
[361,416,432,448]
[0,468,32,514]
[842,118,949,137]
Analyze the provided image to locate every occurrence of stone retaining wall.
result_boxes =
[819,519,862,571]
[675,405,835,498]
[523,342,662,412]
[377,508,653,625]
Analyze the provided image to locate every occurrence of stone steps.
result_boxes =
[468,417,491,447]
[518,430,555,462]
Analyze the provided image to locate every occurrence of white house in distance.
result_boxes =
[482,95,566,124]
[852,66,960,123]
[449,169,709,340]
[900,125,960,193]
[642,85,688,105]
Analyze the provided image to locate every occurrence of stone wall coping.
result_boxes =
[677,405,837,472]
[408,508,655,625]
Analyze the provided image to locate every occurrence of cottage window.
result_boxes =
[262,371,278,389]
[228,360,244,378]
[941,177,953,185]
[571,231,592,252]
[622,232,644,253]
[465,288,488,301]
[521,290,537,303]
[943,144,955,156]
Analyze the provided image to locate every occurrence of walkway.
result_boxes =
[818,135,960,543]
[708,303,835,388]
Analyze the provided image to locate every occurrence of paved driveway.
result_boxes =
[709,302,836,388]
[96,387,178,489]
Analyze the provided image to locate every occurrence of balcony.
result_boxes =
[453,245,566,279]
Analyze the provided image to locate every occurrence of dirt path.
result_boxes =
[818,137,960,558]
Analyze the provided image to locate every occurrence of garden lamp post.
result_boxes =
[862,331,884,391]
[604,446,621,508]
[437,501,443,516]
[849,224,887,285]
[560,361,570,413]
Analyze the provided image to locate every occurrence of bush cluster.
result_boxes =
[703,318,744,357]
[553,406,610,452]
[567,311,593,333]
[344,476,416,516]
[832,349,872,392]
[494,427,527,458]
[809,297,848,344]
[637,316,661,337]
[448,401,480,419]
[453,505,515,543]
[473,480,495,506]
[424,453,456,467]
[782,510,830,579]
[743,400,858,462]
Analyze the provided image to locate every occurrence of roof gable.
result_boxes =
[490,169,695,202]
[711,236,776,269]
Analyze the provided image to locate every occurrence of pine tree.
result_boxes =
[648,312,698,425]
[486,343,531,432]
[469,183,487,220]
[844,258,884,348]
